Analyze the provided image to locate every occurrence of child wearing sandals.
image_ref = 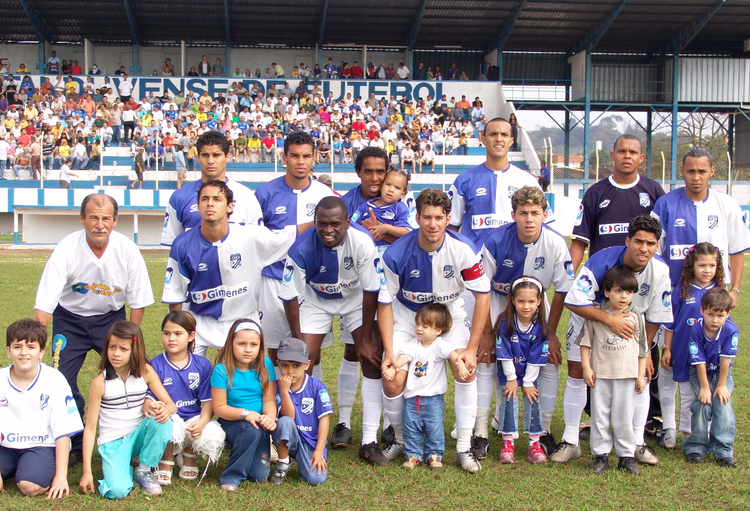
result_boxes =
[149,311,225,485]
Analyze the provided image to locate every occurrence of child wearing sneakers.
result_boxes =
[578,266,647,474]
[683,288,738,467]
[383,304,468,470]
[270,338,333,486]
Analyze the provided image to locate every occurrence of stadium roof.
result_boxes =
[3,0,750,56]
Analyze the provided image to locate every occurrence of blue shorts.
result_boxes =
[0,446,57,488]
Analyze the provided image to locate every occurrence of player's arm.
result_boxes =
[377,302,397,370]
[569,238,587,272]
[282,300,302,339]
[566,303,634,339]
[34,309,52,328]
[48,436,72,498]
[661,329,674,369]
[80,374,104,494]
[546,292,565,366]
[729,252,743,308]
[129,307,145,325]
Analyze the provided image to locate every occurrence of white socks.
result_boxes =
[382,392,404,444]
[361,377,383,445]
[474,363,495,438]
[313,363,323,382]
[337,359,360,428]
[658,366,677,431]
[562,376,586,445]
[539,363,559,432]
[633,383,649,445]
[455,380,477,453]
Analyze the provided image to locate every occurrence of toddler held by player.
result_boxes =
[352,168,412,254]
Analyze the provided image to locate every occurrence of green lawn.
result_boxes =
[0,250,748,510]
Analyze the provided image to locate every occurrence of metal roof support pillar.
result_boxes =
[224,0,231,74]
[671,53,679,189]
[728,113,735,162]
[564,110,570,196]
[317,0,329,68]
[132,43,139,74]
[18,0,52,71]
[496,51,502,82]
[180,40,186,76]
[646,110,653,178]
[487,0,528,82]
[123,0,141,74]
[406,0,428,74]
[583,51,592,189]
[38,42,45,73]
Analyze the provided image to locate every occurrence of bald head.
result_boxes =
[80,194,118,220]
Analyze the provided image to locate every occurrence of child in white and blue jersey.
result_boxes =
[683,288,738,467]
[149,311,224,485]
[270,338,333,485]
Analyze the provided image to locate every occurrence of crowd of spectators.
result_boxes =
[0,62,498,181]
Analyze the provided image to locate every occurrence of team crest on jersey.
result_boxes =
[577,275,593,293]
[443,265,454,279]
[599,199,611,208]
[639,193,650,208]
[283,265,294,282]
[301,397,315,414]
[410,269,420,278]
[306,203,316,216]
[165,267,173,284]
[476,187,487,197]
[344,257,354,271]
[534,257,545,270]
[507,185,518,198]
[230,253,242,269]
[185,373,199,390]
[40,394,49,411]
[639,283,650,297]
[662,290,671,308]
[502,259,513,268]
[708,215,719,229]
[564,261,575,277]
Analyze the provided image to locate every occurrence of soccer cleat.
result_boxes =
[470,436,490,460]
[359,442,390,466]
[68,449,83,467]
[645,417,663,437]
[618,456,640,474]
[718,457,737,468]
[456,451,482,473]
[592,454,609,474]
[657,428,678,450]
[499,440,515,464]
[133,467,163,496]
[579,427,591,441]
[685,452,705,464]
[427,454,443,470]
[549,441,581,463]
[331,423,353,449]
[635,444,658,465]
[527,441,547,463]
[382,441,405,461]
[381,425,396,446]
[539,431,558,456]
[402,456,420,469]
[269,461,290,485]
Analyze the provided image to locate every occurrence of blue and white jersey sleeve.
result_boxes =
[564,247,624,308]
[279,254,307,302]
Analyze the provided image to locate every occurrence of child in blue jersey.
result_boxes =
[496,277,549,465]
[79,321,176,499]
[351,168,412,255]
[683,288,738,467]
[149,311,224,485]
[383,304,468,470]
[659,242,724,449]
[269,337,333,486]
[211,319,277,491]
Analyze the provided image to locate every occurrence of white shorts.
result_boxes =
[259,276,292,349]
[565,312,585,363]
[299,292,363,336]
[192,309,260,352]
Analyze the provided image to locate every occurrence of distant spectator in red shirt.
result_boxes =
[351,119,366,132]
[70,60,82,75]
[350,61,364,79]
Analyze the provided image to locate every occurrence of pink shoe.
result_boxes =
[499,440,515,464]
[527,441,548,463]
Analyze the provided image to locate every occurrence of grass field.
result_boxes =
[0,249,748,510]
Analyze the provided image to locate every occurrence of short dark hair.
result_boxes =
[355,146,388,174]
[602,265,638,293]
[628,214,661,240]
[702,287,732,313]
[80,193,118,220]
[6,318,47,348]
[283,131,316,156]
[682,147,713,166]
[316,196,348,219]
[613,134,642,153]
[198,179,234,218]
[483,117,510,137]
[196,130,230,154]
[416,188,451,216]
[414,303,452,334]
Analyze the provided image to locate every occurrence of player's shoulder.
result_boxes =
[540,223,568,244]
[255,175,286,195]
[169,178,201,202]
[445,228,480,253]
[383,230,419,263]
[586,245,625,269]
[483,222,517,248]
[451,163,488,187]
[226,179,257,196]
[171,224,204,251]
[637,175,666,195]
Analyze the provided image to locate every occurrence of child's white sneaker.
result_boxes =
[635,444,659,465]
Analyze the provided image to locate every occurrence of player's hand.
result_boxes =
[730,288,739,309]
[660,347,672,370]
[713,384,731,406]
[698,387,712,405]
[278,374,294,394]
[583,367,595,388]
[357,335,383,369]
[458,348,477,374]
[476,331,495,368]
[606,312,635,339]
[310,450,327,475]
[47,475,69,499]
[547,331,562,367]
[381,351,398,375]
[523,385,539,404]
[644,356,654,383]
[79,473,95,494]
[503,380,518,401]
[360,208,379,230]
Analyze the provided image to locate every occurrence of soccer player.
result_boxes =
[378,188,491,473]
[33,194,154,465]
[162,180,301,358]
[161,130,262,246]
[255,131,335,375]
[279,197,381,455]
[479,186,575,457]
[553,215,672,467]
[340,147,388,216]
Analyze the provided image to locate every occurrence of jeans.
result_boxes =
[218,418,271,486]
[403,394,445,461]
[457,145,467,155]
[497,379,543,435]
[272,416,327,485]
[112,125,121,145]
[13,165,29,178]
[0,160,6,179]
[432,142,443,154]
[72,156,89,169]
[682,367,735,460]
